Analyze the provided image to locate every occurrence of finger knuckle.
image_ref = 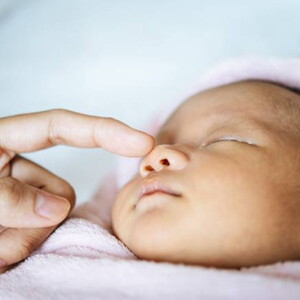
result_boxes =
[47,109,68,145]
[0,177,22,211]
[105,117,118,124]
[105,116,116,122]
[48,108,68,116]
[18,238,36,260]
[91,117,118,148]
[16,228,54,262]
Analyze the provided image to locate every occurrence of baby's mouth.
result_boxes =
[137,179,181,201]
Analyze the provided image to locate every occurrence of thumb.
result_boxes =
[0,177,71,228]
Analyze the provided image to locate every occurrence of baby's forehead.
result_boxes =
[189,80,292,108]
[160,80,300,148]
[185,80,300,131]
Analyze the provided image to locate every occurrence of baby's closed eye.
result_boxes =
[203,136,256,147]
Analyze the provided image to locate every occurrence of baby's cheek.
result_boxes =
[111,191,129,239]
[123,202,189,259]
[111,182,140,243]
[111,200,122,238]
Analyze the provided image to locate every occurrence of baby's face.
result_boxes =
[112,81,300,268]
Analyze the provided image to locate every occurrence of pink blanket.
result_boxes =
[1,56,300,300]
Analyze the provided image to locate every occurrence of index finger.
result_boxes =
[0,109,155,157]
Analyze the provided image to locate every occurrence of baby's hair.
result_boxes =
[270,81,300,138]
[243,79,300,139]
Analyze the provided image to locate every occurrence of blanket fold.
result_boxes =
[1,216,300,300]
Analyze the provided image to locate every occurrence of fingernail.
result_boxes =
[35,191,70,219]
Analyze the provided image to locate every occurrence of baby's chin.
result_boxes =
[113,213,298,269]
[122,235,293,269]
[112,185,299,269]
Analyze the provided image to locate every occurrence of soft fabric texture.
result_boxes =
[1,56,300,300]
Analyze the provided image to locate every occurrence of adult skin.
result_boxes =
[0,109,154,272]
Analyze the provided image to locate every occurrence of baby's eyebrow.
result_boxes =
[200,110,274,144]
[202,109,264,130]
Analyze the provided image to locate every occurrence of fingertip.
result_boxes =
[139,131,156,152]
[146,135,156,153]
[125,132,155,157]
[98,119,156,157]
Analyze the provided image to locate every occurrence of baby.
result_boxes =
[111,79,300,269]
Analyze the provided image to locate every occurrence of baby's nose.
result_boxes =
[139,144,189,177]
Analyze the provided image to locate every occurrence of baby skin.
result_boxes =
[111,80,300,269]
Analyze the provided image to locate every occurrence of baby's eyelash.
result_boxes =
[217,136,254,144]
[204,136,255,147]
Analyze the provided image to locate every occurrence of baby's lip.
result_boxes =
[137,179,181,200]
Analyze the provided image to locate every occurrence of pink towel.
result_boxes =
[1,56,300,300]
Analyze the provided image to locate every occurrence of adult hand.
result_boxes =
[0,109,154,272]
